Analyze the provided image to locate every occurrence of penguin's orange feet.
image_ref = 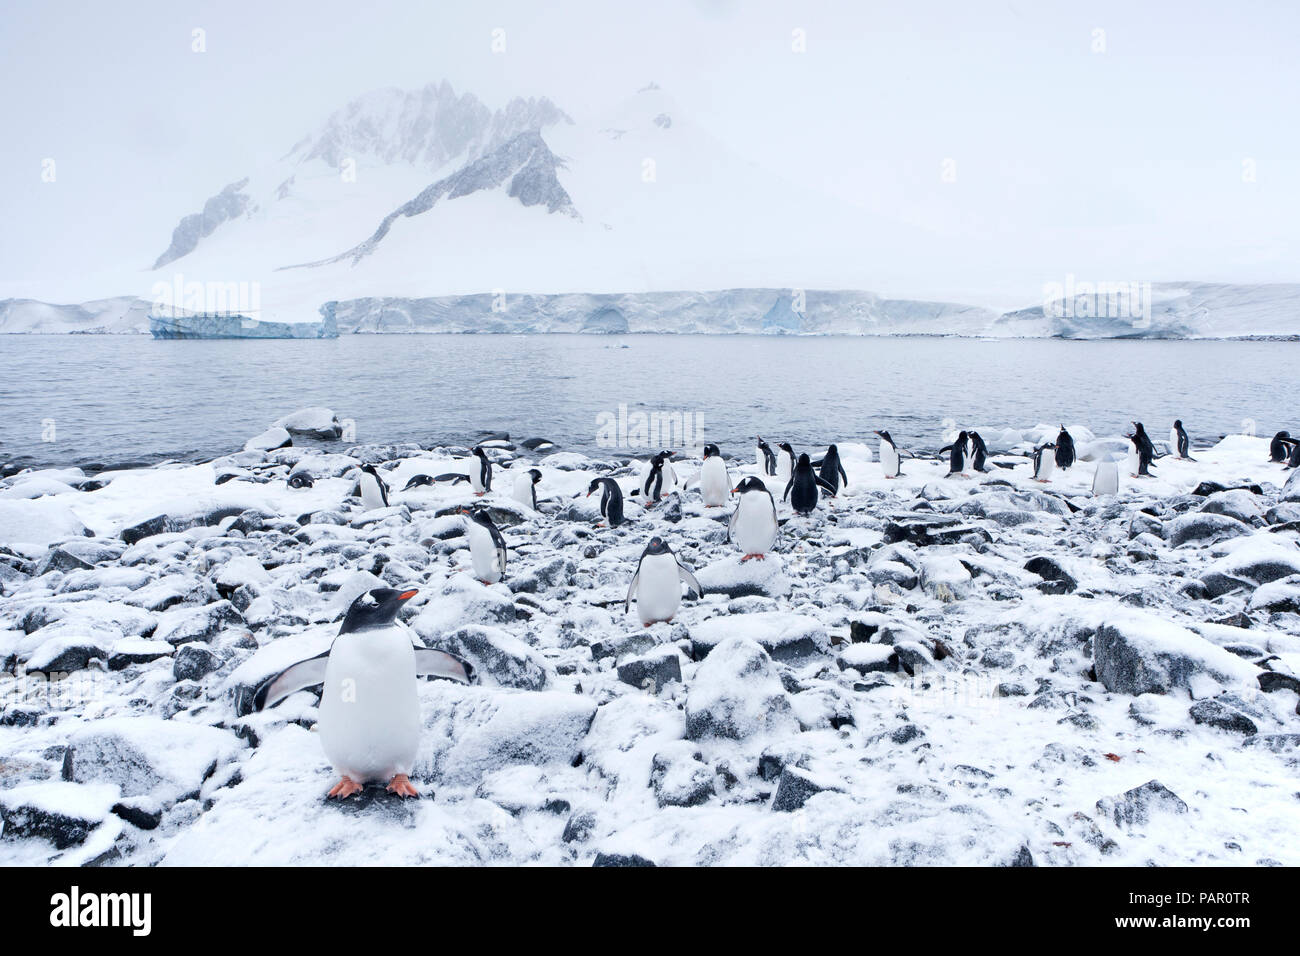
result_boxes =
[327,776,363,799]
[386,774,419,798]
[474,492,485,497]
[740,553,766,562]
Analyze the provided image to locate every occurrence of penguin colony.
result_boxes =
[256,422,1207,800]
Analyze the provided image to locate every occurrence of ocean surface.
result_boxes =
[1,334,1294,471]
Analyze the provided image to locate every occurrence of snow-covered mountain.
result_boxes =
[5,79,1300,336]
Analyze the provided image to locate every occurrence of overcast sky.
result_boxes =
[2,0,1297,304]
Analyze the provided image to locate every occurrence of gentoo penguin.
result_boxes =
[403,474,435,491]
[784,453,836,515]
[587,477,625,527]
[699,444,731,507]
[459,506,508,584]
[813,444,849,496]
[1170,420,1196,461]
[968,431,990,473]
[625,536,702,626]
[875,430,902,478]
[639,450,678,503]
[512,468,542,510]
[775,442,795,488]
[1032,443,1056,482]
[729,476,779,561]
[1092,459,1120,496]
[252,587,473,798]
[1055,427,1076,470]
[358,464,389,510]
[469,446,493,496]
[1270,431,1291,463]
[1283,438,1300,470]
[287,472,314,489]
[757,437,777,476]
[939,431,969,477]
[1126,430,1155,477]
[1132,422,1158,466]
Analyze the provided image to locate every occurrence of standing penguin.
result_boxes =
[625,536,703,626]
[939,431,969,477]
[875,430,902,478]
[1132,422,1158,465]
[968,431,990,473]
[459,506,508,584]
[358,464,390,510]
[1092,459,1120,496]
[1126,430,1155,477]
[1270,431,1292,463]
[252,587,473,798]
[699,444,731,507]
[1055,427,1076,470]
[512,467,542,510]
[756,437,777,477]
[729,476,779,561]
[469,446,493,496]
[639,451,678,504]
[1032,443,1056,482]
[587,476,625,527]
[813,444,849,496]
[1169,420,1196,461]
[775,442,796,488]
[784,453,837,515]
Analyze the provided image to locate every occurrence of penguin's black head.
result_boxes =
[472,446,488,459]
[779,442,794,453]
[734,476,768,494]
[528,468,542,484]
[586,477,602,496]
[361,464,380,475]
[459,505,493,527]
[1280,431,1291,439]
[797,453,811,467]
[874,430,893,444]
[757,437,770,449]
[1133,421,1146,434]
[703,443,720,458]
[1174,419,1183,428]
[339,587,418,634]
[645,536,670,555]
[957,431,969,441]
[826,444,838,454]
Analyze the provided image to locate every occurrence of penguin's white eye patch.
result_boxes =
[359,593,378,606]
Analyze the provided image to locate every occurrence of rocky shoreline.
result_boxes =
[1,421,1298,865]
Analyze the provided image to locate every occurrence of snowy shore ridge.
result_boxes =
[1,416,1299,866]
[4,281,1300,338]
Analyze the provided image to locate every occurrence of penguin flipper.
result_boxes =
[677,563,703,600]
[782,478,794,502]
[838,464,849,488]
[726,506,738,542]
[624,569,640,613]
[815,476,838,495]
[415,648,475,685]
[252,651,330,711]
[486,525,509,577]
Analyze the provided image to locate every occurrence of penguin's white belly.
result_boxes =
[465,524,502,583]
[1169,429,1180,457]
[733,497,778,555]
[359,474,385,510]
[1035,454,1054,480]
[1126,448,1140,475]
[470,466,486,494]
[700,458,729,506]
[319,629,420,783]
[512,474,534,509]
[637,554,682,625]
[776,457,792,486]
[1092,460,1120,495]
[880,443,900,477]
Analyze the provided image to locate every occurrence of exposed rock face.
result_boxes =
[152,179,253,269]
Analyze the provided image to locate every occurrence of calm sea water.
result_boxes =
[0,334,1294,471]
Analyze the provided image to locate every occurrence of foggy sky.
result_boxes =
[2,0,1297,305]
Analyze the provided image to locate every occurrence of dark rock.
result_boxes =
[771,766,843,812]
[617,652,682,692]
[649,748,715,808]
[1096,779,1188,827]
[1258,671,1300,695]
[1024,556,1078,594]
[592,853,656,867]
[436,626,547,691]
[995,682,1029,697]
[891,723,924,745]
[121,515,170,544]
[111,800,163,830]
[562,812,595,843]
[173,644,222,682]
[1189,699,1258,735]
[36,548,94,575]
[1199,571,1253,598]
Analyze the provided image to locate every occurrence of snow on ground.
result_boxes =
[1,421,1298,866]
